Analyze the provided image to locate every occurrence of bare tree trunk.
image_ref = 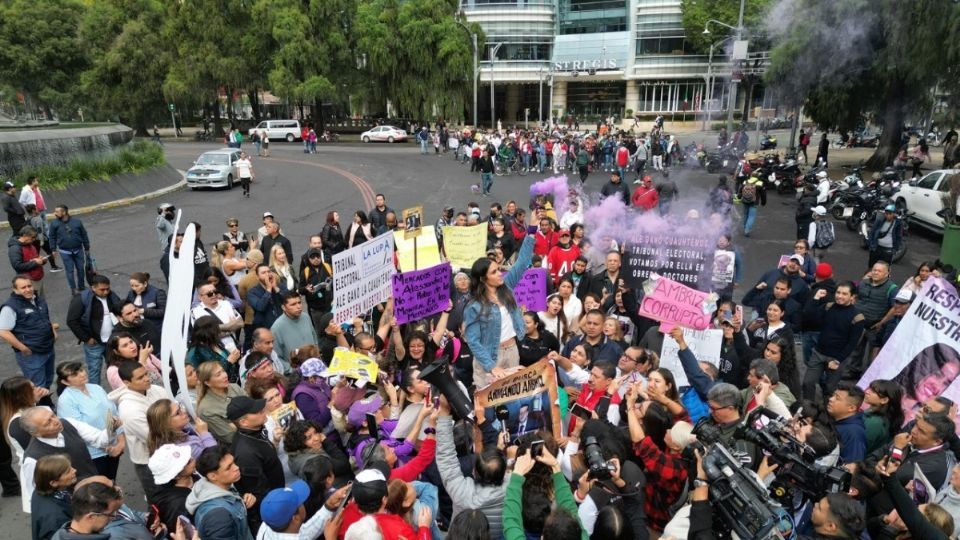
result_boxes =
[866,78,906,170]
[315,98,325,132]
[248,89,261,122]
[225,87,235,126]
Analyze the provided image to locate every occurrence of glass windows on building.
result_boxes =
[489,38,553,61]
[558,0,627,34]
[636,81,705,113]
[637,34,692,55]
[566,81,625,119]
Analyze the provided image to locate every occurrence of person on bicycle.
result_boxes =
[497,139,516,168]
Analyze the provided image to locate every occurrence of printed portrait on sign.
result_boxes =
[894,343,960,424]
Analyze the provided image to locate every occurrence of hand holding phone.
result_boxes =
[177,516,196,539]
[569,403,592,420]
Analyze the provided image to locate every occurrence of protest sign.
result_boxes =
[777,254,793,268]
[394,226,441,271]
[711,250,735,287]
[270,402,299,430]
[660,328,723,387]
[512,268,548,311]
[392,262,452,324]
[403,206,424,240]
[161,213,196,415]
[474,359,562,441]
[329,348,380,382]
[622,231,715,289]
[638,274,717,331]
[332,234,395,324]
[442,223,487,269]
[858,277,960,425]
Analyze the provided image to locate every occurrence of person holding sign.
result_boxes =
[464,234,536,387]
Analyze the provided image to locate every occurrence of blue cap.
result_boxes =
[884,204,897,212]
[260,480,310,529]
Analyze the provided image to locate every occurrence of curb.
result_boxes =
[0,171,187,231]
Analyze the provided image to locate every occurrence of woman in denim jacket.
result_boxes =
[463,234,536,388]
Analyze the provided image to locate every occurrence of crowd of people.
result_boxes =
[2,120,960,540]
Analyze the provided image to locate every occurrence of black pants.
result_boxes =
[93,455,120,481]
[0,434,20,495]
[578,165,589,183]
[241,176,251,195]
[134,463,159,498]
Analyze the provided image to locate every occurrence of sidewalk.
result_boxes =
[0,162,184,230]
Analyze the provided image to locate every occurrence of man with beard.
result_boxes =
[560,256,595,301]
[111,300,161,349]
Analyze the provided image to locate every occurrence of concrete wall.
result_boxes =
[0,124,134,178]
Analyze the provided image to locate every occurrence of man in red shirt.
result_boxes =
[533,216,558,257]
[631,176,659,211]
[546,229,581,285]
[568,361,622,433]
[337,469,431,540]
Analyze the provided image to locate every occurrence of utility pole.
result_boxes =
[490,43,502,130]
[725,0,746,136]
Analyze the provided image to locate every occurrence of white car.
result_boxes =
[360,125,408,143]
[894,168,957,231]
[248,119,301,142]
[185,149,241,190]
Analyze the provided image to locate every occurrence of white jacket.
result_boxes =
[108,384,169,464]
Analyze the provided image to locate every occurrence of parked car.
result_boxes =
[185,149,241,190]
[360,125,408,143]
[247,120,302,142]
[894,168,957,231]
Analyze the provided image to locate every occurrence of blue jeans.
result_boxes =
[15,350,55,389]
[59,249,86,291]
[522,154,531,169]
[481,172,493,194]
[801,331,820,366]
[419,139,428,154]
[743,204,758,234]
[82,342,106,386]
[538,154,546,172]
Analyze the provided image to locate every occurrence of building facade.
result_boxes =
[462,0,732,126]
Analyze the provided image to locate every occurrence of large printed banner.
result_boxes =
[475,358,562,441]
[623,232,714,289]
[512,268,548,311]
[332,234,396,324]
[638,274,717,331]
[660,328,723,387]
[442,223,487,269]
[858,277,960,425]
[394,226,441,271]
[392,262,452,325]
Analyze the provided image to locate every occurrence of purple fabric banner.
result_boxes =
[513,268,548,312]
[391,262,452,324]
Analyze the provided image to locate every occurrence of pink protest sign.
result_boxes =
[638,276,714,331]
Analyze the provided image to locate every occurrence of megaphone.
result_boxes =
[418,357,475,422]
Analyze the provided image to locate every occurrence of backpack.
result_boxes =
[815,220,835,248]
[741,181,759,204]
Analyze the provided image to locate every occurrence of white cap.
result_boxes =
[790,254,804,265]
[812,206,827,216]
[816,171,828,179]
[149,444,192,485]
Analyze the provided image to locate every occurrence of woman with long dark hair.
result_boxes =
[320,211,345,255]
[187,316,241,383]
[126,272,166,332]
[901,260,936,295]
[463,234,536,387]
[344,210,373,248]
[519,311,560,367]
[643,368,689,424]
[104,331,163,390]
[538,294,570,344]
[864,379,905,453]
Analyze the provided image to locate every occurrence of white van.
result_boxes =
[248,120,301,142]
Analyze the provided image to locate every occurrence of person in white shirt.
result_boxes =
[237,152,255,198]
[192,282,243,352]
[816,171,831,204]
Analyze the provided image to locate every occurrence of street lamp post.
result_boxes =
[538,67,546,127]
[704,0,746,136]
[454,14,478,127]
[489,43,502,130]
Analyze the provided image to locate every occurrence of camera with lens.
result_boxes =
[583,436,617,480]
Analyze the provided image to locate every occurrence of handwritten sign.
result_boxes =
[512,268,548,311]
[329,348,380,382]
[622,232,713,289]
[638,274,717,331]
[403,205,424,240]
[660,328,723,387]
[442,224,487,270]
[332,234,395,324]
[392,262,452,324]
[394,226,441,271]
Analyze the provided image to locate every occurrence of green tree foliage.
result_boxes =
[79,0,169,134]
[765,0,957,168]
[355,0,481,120]
[681,0,773,54]
[0,0,88,118]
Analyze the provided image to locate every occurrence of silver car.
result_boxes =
[186,149,241,190]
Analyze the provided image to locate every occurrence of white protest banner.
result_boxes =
[332,234,395,324]
[858,277,960,425]
[660,328,723,387]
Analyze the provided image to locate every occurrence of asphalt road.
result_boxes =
[0,137,943,534]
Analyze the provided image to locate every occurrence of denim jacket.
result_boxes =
[463,235,535,372]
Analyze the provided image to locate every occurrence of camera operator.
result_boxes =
[875,457,955,540]
[803,493,866,539]
[574,420,648,540]
[699,383,760,469]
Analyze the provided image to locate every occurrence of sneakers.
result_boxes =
[49,266,62,272]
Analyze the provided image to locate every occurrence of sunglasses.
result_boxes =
[200,291,216,297]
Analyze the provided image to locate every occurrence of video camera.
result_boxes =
[735,407,851,507]
[583,436,618,481]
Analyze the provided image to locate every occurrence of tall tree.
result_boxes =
[0,0,88,119]
[355,0,480,121]
[681,0,773,54]
[79,0,169,135]
[765,0,957,168]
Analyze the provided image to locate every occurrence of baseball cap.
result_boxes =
[352,469,388,509]
[149,444,192,485]
[816,171,828,179]
[812,206,827,216]
[2,181,14,190]
[558,229,570,237]
[226,396,266,421]
[307,248,323,258]
[789,254,804,265]
[815,263,833,280]
[884,204,897,213]
[260,480,311,530]
[894,289,915,304]
[300,358,329,378]
[347,395,383,428]
[263,211,275,219]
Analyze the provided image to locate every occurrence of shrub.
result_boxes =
[11,141,165,190]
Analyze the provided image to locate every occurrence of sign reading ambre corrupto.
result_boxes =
[622,232,714,289]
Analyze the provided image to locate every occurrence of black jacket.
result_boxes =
[149,484,191,534]
[320,224,345,255]
[1,192,26,234]
[801,279,837,331]
[561,270,595,302]
[66,290,122,344]
[231,427,285,532]
[110,318,162,349]
[259,233,293,265]
[31,491,72,540]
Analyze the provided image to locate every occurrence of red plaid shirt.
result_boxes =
[634,435,688,531]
